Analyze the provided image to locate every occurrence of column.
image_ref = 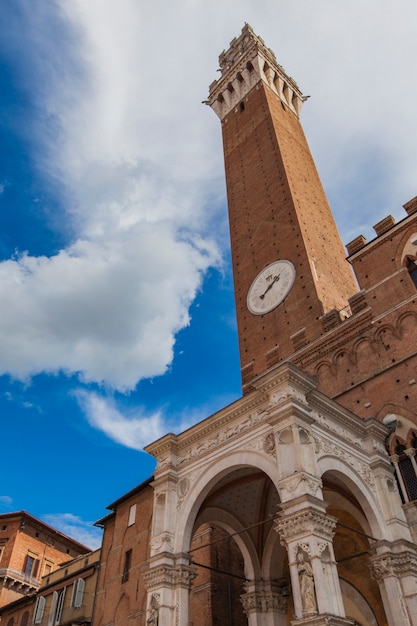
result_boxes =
[143,556,197,626]
[276,501,355,626]
[369,540,417,626]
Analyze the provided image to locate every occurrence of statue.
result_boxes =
[147,596,159,625]
[297,551,317,616]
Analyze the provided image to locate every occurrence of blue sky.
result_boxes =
[1,0,416,549]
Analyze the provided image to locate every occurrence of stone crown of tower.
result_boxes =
[206,23,306,120]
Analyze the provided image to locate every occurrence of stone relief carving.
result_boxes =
[240,591,288,616]
[176,409,267,466]
[276,510,337,545]
[150,533,173,553]
[313,413,363,448]
[370,551,417,582]
[143,565,196,591]
[279,472,322,497]
[312,436,376,491]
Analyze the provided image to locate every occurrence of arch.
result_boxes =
[396,310,417,337]
[317,456,386,539]
[333,349,356,374]
[374,323,399,346]
[399,231,417,266]
[261,520,288,582]
[194,506,259,580]
[176,450,280,554]
[339,579,378,626]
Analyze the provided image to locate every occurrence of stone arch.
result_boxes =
[194,506,259,580]
[261,520,288,582]
[398,230,417,266]
[339,579,378,625]
[316,456,386,538]
[176,450,281,554]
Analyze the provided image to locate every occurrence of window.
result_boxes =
[128,504,136,527]
[23,555,40,579]
[70,578,85,609]
[122,550,132,583]
[6,618,14,626]
[21,612,29,626]
[407,258,417,287]
[47,589,65,626]
[0,541,6,563]
[33,597,45,624]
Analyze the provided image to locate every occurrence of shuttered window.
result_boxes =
[33,597,45,624]
[70,578,85,609]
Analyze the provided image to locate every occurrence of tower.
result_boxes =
[207,25,357,389]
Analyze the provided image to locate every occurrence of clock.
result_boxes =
[247,260,296,315]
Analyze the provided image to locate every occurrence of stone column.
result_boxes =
[369,540,417,626]
[276,500,352,624]
[143,556,197,626]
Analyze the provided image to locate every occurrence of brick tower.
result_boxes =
[207,24,357,390]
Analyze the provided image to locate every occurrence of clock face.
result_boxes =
[247,260,296,315]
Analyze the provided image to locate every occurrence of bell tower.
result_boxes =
[207,25,357,390]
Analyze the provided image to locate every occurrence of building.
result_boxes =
[0,511,90,609]
[93,25,417,625]
[0,548,100,626]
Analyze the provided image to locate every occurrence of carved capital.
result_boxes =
[143,564,197,591]
[369,550,417,582]
[276,508,337,546]
[240,591,288,616]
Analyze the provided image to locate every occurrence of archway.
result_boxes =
[185,465,289,625]
[322,470,387,625]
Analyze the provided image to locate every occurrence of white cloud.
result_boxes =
[0,495,13,509]
[75,389,166,450]
[41,512,102,550]
[0,0,416,397]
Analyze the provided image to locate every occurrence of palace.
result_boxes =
[2,24,417,626]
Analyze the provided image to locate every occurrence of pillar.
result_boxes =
[369,540,417,626]
[276,500,355,625]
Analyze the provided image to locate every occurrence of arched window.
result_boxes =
[406,258,417,287]
[20,612,29,626]
[6,618,14,626]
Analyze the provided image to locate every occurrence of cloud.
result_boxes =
[75,389,166,450]
[41,512,102,550]
[0,495,13,510]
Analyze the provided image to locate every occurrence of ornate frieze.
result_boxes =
[176,409,267,466]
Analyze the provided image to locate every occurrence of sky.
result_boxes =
[0,0,416,550]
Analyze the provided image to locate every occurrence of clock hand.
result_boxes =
[259,274,280,299]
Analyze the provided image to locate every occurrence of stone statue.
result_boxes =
[147,596,159,625]
[297,552,317,615]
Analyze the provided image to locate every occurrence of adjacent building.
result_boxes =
[0,512,90,609]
